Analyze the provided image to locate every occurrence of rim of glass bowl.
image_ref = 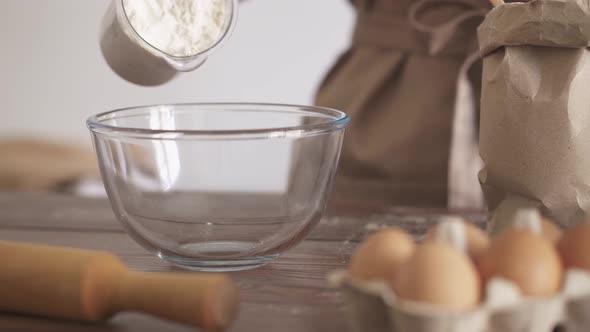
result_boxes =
[86,102,350,140]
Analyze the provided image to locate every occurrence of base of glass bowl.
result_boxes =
[156,241,280,272]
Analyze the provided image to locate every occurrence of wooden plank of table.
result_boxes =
[0,303,349,332]
[0,229,351,331]
[0,192,486,332]
[0,193,120,232]
[0,193,488,241]
[0,229,351,295]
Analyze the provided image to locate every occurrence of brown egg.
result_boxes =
[393,242,481,310]
[349,228,416,281]
[557,223,590,271]
[424,217,490,259]
[511,209,562,244]
[541,216,563,245]
[476,229,562,297]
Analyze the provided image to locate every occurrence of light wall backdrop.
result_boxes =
[0,0,354,143]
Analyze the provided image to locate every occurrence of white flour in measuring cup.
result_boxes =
[100,0,237,86]
[123,0,226,57]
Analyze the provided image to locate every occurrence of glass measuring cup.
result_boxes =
[99,0,238,86]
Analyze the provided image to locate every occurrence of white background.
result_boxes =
[0,0,354,144]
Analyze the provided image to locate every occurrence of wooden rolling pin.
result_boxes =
[0,241,239,331]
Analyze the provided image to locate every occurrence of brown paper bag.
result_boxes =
[478,0,590,232]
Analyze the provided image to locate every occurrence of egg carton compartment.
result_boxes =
[329,270,590,332]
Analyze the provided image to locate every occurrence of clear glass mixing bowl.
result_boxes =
[87,103,348,271]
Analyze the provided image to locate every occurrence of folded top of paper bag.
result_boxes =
[478,0,590,55]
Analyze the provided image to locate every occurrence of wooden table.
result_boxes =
[0,192,486,332]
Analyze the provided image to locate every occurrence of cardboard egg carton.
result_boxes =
[329,269,590,332]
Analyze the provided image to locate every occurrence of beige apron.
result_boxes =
[317,0,490,208]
